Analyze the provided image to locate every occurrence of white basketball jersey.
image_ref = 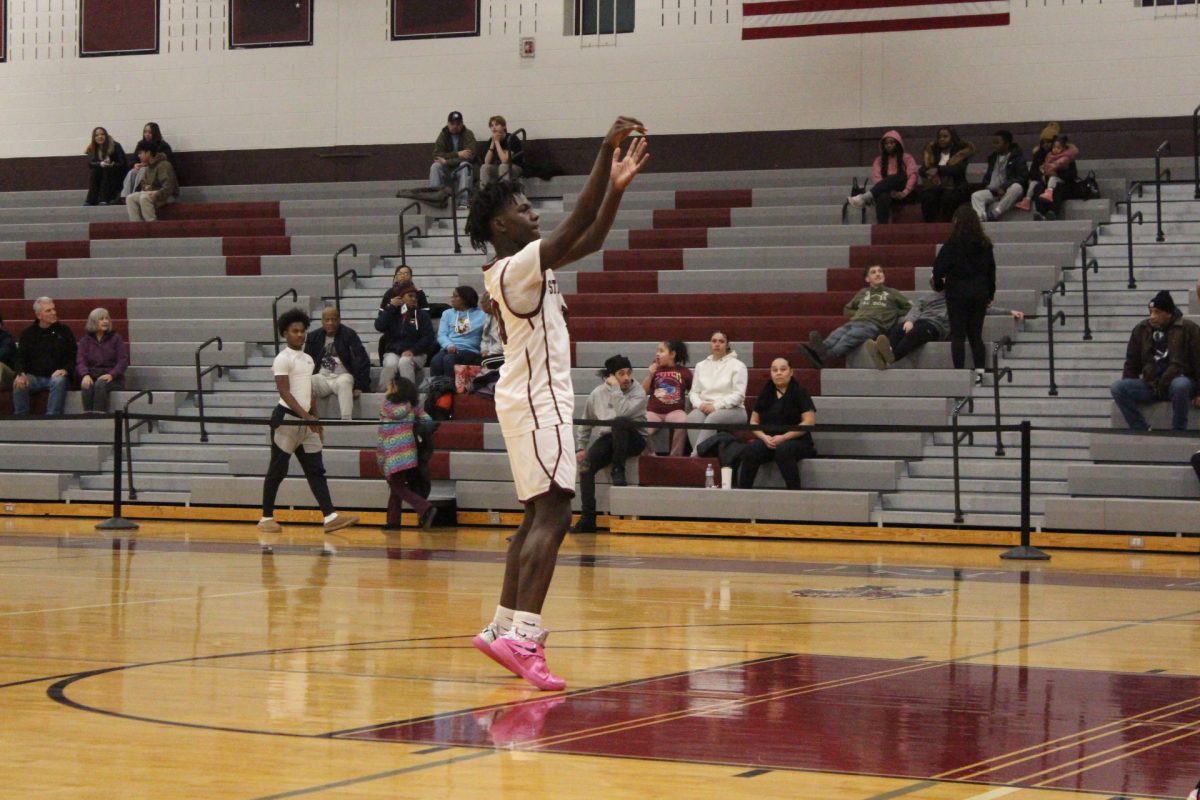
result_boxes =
[482,240,574,437]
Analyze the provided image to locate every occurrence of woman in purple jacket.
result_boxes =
[77,307,128,412]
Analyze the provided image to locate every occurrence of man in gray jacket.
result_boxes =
[571,354,647,533]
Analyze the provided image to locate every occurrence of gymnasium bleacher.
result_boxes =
[2,153,1198,542]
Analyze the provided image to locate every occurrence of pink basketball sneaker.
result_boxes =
[489,635,566,691]
[472,624,516,674]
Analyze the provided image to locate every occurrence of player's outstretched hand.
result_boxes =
[604,116,646,149]
[611,135,649,192]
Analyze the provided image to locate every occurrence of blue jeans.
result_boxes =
[824,321,882,359]
[428,162,472,200]
[1110,376,1194,431]
[13,373,68,415]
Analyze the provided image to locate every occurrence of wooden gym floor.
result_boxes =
[2,516,1199,799]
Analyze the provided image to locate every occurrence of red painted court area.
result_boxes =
[348,653,1200,798]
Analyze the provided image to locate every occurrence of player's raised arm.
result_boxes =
[559,136,649,266]
[539,116,644,272]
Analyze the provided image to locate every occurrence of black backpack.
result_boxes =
[1074,170,1101,200]
[423,376,455,421]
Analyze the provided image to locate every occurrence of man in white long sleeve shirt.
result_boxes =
[572,355,648,533]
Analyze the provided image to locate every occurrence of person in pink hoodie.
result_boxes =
[848,130,920,224]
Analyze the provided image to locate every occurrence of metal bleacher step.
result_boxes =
[78,473,197,492]
[906,459,1082,481]
[873,509,1028,528]
[896,476,1068,495]
[64,489,192,504]
[105,459,229,475]
[880,491,1049,514]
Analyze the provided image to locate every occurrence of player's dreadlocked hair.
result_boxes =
[276,307,311,336]
[466,180,524,252]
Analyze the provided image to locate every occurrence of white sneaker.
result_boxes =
[847,193,868,209]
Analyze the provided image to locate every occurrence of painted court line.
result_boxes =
[0,588,275,617]
[963,788,1019,800]
[248,750,496,800]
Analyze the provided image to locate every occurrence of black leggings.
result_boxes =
[945,296,988,369]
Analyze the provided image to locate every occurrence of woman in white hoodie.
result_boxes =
[686,331,748,453]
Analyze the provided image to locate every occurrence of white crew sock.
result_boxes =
[493,605,515,635]
[259,516,274,523]
[511,611,544,641]
[324,512,337,524]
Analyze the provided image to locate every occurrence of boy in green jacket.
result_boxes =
[800,264,912,369]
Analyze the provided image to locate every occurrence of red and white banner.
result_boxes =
[742,0,1009,39]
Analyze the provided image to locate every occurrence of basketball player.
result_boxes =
[464,118,648,690]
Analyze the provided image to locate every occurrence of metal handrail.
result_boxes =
[398,224,421,269]
[1077,226,1099,341]
[1124,181,1146,290]
[950,395,975,524]
[397,201,420,267]
[194,337,224,443]
[1153,141,1171,243]
[990,336,1014,456]
[122,390,154,500]
[840,176,868,225]
[271,286,296,352]
[1194,104,1200,200]
[332,243,358,315]
[1042,282,1067,396]
[449,183,474,254]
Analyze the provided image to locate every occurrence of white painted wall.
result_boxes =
[0,0,1197,159]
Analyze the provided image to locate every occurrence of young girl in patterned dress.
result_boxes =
[377,377,437,529]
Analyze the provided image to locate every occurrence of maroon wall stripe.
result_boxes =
[743,13,1009,39]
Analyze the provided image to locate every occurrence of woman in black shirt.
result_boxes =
[738,357,817,490]
[932,205,996,372]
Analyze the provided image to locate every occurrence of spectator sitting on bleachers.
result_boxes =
[430,285,485,378]
[76,307,128,413]
[125,141,179,222]
[1110,291,1200,432]
[642,339,692,456]
[1030,135,1079,222]
[430,111,477,210]
[479,292,504,370]
[12,297,75,416]
[84,126,127,206]
[933,206,996,376]
[380,264,429,314]
[969,130,1028,222]
[919,127,974,223]
[800,265,912,370]
[481,115,524,187]
[847,130,919,224]
[1016,124,1061,213]
[375,280,436,390]
[572,355,648,534]
[738,357,816,490]
[865,278,1024,370]
[304,306,370,421]
[377,376,438,530]
[687,331,748,453]
[136,121,174,165]
[0,312,15,391]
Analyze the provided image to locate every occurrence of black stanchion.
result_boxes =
[96,409,139,531]
[1001,420,1048,561]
